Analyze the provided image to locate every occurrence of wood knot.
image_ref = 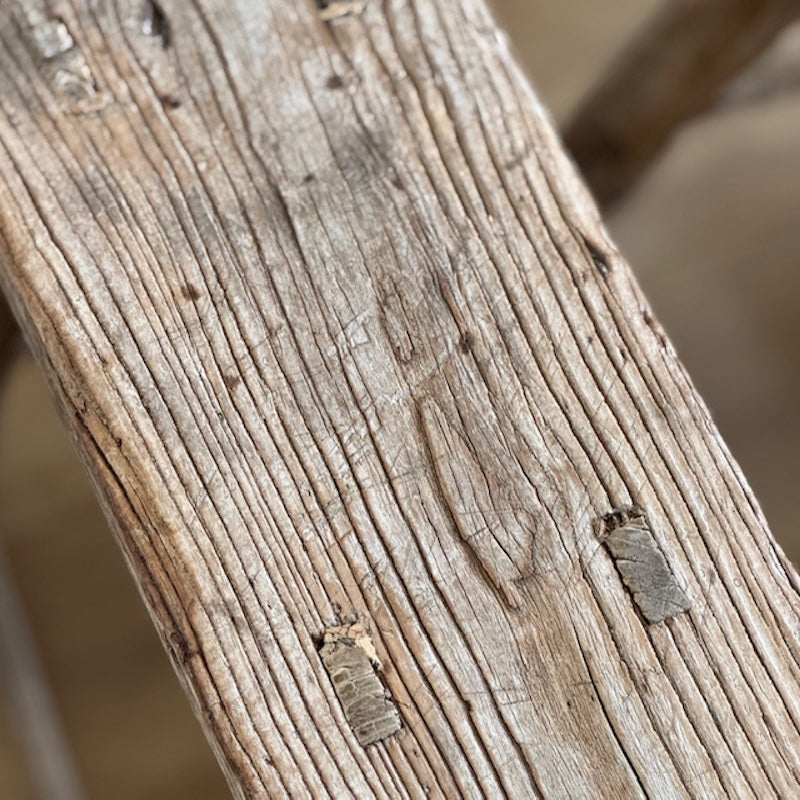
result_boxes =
[419,398,535,609]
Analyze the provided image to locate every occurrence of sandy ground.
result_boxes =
[1,1,798,796]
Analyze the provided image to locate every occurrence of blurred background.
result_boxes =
[1,0,799,796]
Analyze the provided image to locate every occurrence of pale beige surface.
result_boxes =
[490,0,660,120]
[1,1,798,797]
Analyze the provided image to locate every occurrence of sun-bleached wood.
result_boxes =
[1,1,800,797]
[565,0,800,206]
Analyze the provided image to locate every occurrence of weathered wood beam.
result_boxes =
[1,1,799,797]
[564,0,800,206]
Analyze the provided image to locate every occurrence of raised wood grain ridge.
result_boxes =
[1,1,799,797]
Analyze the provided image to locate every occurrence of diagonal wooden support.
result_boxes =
[1,1,799,796]
[564,0,800,206]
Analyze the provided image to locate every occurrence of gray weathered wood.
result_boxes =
[1,0,799,797]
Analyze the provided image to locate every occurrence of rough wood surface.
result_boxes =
[1,1,800,797]
[564,0,800,206]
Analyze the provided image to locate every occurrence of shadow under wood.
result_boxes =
[0,295,20,384]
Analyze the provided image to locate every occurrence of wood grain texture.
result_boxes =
[1,0,799,797]
[565,0,800,206]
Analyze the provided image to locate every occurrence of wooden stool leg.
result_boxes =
[564,0,800,206]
